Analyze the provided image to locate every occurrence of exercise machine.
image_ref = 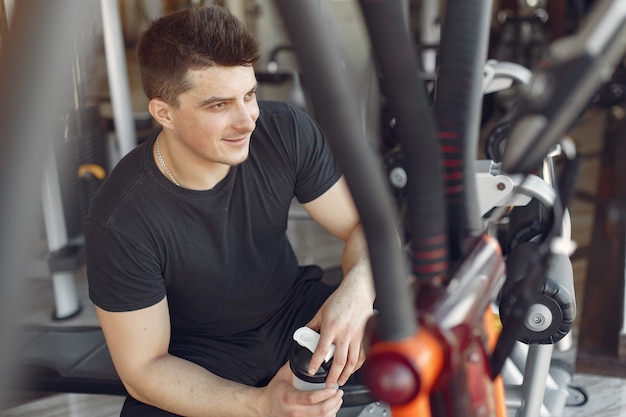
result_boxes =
[274,0,626,416]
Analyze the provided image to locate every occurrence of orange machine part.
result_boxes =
[369,327,444,417]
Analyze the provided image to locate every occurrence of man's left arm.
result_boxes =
[301,176,376,387]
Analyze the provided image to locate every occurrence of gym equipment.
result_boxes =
[42,138,83,320]
[502,0,626,174]
[41,5,109,321]
[100,0,136,160]
[274,0,626,416]
[493,2,550,68]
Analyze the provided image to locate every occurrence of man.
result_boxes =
[85,5,375,416]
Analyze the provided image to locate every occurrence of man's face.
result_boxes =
[168,65,260,169]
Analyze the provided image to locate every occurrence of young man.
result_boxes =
[84,6,375,416]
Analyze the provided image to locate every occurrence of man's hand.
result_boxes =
[306,274,374,387]
[260,363,344,417]
[300,177,376,388]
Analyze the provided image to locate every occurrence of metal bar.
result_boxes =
[503,0,626,173]
[100,0,136,159]
[519,344,553,417]
[42,144,80,319]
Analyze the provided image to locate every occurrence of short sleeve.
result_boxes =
[288,105,342,203]
[85,219,166,312]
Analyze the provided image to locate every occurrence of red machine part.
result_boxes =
[364,328,444,417]
[364,234,508,417]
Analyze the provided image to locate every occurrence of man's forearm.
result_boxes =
[125,353,263,417]
[340,223,375,303]
[125,356,342,417]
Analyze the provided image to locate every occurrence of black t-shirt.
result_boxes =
[85,101,341,340]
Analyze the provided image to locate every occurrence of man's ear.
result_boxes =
[148,98,174,129]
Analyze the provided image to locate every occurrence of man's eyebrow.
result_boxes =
[197,96,227,108]
[197,83,259,108]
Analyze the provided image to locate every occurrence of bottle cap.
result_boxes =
[293,326,335,362]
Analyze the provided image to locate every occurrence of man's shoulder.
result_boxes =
[86,137,154,221]
[258,99,293,112]
[258,100,309,121]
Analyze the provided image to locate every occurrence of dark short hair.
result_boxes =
[136,6,259,106]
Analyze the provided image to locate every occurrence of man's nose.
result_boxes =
[233,101,258,132]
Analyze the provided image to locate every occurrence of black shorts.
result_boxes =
[121,265,336,416]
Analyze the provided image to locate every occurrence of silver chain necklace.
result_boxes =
[155,136,180,186]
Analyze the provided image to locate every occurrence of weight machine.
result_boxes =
[273,1,626,417]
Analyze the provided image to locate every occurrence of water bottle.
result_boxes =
[289,327,336,391]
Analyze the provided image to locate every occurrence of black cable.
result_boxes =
[358,0,449,284]
[273,0,417,342]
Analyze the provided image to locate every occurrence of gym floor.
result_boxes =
[2,105,626,416]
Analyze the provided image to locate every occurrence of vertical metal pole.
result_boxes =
[41,144,81,319]
[101,0,136,159]
[519,343,553,417]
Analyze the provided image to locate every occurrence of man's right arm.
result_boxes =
[96,297,343,417]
